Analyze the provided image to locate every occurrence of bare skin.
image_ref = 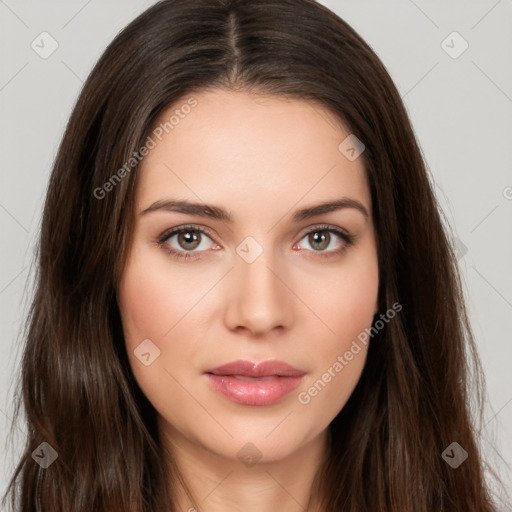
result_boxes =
[118,89,379,511]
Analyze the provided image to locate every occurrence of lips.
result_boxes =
[205,360,305,378]
[204,360,305,406]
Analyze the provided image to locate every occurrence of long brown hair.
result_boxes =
[2,0,505,510]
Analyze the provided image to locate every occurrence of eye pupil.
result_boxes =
[178,230,201,250]
[309,231,330,251]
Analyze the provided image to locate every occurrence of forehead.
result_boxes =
[136,89,370,218]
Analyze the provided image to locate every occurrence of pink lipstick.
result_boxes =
[204,360,305,406]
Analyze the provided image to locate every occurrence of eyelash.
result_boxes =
[157,223,355,261]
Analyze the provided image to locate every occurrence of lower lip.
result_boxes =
[205,374,304,406]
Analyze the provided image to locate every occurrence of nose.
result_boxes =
[223,249,294,337]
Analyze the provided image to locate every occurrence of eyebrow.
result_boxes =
[140,197,369,222]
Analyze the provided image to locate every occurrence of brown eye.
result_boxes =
[177,230,202,250]
[308,231,331,251]
[159,226,216,257]
[296,226,355,257]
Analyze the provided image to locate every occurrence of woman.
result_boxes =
[2,0,504,510]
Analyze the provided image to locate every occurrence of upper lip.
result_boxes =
[205,360,305,378]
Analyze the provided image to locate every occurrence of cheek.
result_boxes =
[118,269,172,345]
[117,245,224,385]
[295,247,378,418]
[117,250,201,422]
[118,246,208,346]
[306,247,379,343]
[116,248,191,401]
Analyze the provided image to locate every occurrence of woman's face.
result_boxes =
[118,89,379,464]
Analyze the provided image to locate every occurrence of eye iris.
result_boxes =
[173,230,336,252]
[178,230,201,250]
[309,231,330,251]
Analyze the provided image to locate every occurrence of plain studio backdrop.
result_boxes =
[0,0,511,506]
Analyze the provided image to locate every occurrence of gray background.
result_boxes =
[1,0,511,506]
